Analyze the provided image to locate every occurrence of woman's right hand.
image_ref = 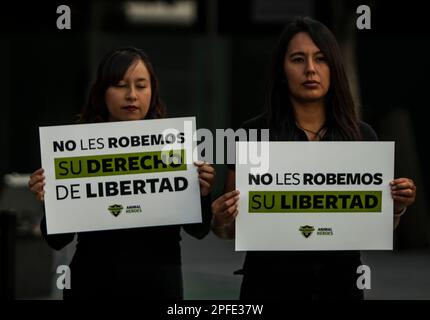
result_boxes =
[211,190,240,238]
[28,168,45,202]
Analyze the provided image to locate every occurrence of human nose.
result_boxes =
[305,58,316,75]
[126,85,137,101]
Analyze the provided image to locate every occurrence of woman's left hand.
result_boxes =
[195,161,216,196]
[391,177,416,214]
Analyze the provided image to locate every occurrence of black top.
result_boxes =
[239,111,377,141]
[40,195,212,299]
[229,112,378,273]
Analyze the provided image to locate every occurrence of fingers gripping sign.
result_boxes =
[195,161,216,197]
[212,190,240,227]
[390,177,416,215]
[28,168,46,202]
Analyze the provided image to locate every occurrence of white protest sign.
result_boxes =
[236,141,394,251]
[39,117,201,234]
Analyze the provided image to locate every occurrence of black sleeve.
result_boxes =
[182,194,212,239]
[40,213,75,250]
[359,121,379,141]
[226,162,235,171]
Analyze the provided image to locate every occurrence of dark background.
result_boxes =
[0,0,429,299]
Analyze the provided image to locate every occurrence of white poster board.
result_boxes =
[236,141,394,251]
[39,117,201,234]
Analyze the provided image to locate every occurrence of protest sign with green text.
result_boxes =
[39,117,200,234]
[235,141,394,250]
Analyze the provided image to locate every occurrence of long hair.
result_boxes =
[266,17,361,141]
[77,47,166,123]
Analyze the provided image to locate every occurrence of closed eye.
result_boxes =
[292,57,304,63]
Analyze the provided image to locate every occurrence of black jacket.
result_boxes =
[231,113,378,300]
[41,195,212,299]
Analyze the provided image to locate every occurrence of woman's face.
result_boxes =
[284,32,330,104]
[105,59,152,121]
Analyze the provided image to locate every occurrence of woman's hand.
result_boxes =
[195,161,216,196]
[211,190,240,228]
[391,177,416,214]
[28,168,45,202]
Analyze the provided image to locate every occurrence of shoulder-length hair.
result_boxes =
[77,47,166,123]
[266,17,361,141]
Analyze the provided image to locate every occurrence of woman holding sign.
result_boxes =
[211,17,416,299]
[28,47,215,299]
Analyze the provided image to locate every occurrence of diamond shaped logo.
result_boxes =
[299,225,315,238]
[108,204,123,217]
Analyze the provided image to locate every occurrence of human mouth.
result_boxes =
[302,80,319,88]
[122,105,139,112]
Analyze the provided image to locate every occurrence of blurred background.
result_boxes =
[0,0,429,300]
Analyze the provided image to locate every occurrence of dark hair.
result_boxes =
[77,47,166,123]
[266,17,361,141]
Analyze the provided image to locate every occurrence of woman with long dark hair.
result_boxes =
[29,47,215,299]
[211,17,416,299]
